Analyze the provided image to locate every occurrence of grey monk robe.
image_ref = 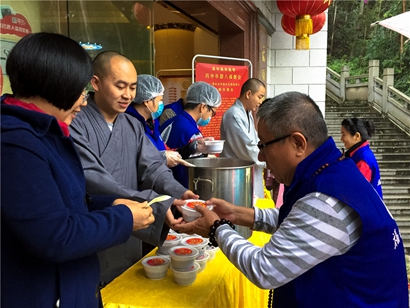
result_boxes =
[70,97,187,284]
[220,99,266,199]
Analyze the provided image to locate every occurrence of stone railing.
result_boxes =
[326,60,410,136]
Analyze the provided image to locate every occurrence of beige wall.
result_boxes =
[193,28,219,60]
[155,28,195,72]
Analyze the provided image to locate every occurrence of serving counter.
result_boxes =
[102,199,274,308]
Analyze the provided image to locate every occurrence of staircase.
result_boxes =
[325,99,410,253]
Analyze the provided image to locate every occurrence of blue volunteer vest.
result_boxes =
[350,143,383,198]
[125,106,166,151]
[274,138,407,308]
[163,99,184,118]
[160,111,203,188]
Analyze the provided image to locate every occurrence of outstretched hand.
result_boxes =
[196,137,214,154]
[206,198,237,222]
[174,205,220,237]
[172,190,199,207]
[165,208,183,230]
[165,150,182,168]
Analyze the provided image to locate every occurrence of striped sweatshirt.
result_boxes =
[216,192,361,289]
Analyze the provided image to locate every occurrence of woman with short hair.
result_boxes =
[1,32,153,308]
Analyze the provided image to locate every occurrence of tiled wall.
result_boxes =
[252,0,328,115]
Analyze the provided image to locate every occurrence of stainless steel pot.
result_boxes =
[185,157,254,239]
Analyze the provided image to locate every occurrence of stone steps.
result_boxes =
[381,176,410,185]
[332,135,409,142]
[378,161,410,168]
[328,126,405,135]
[382,186,410,194]
[325,99,410,253]
[326,113,390,120]
[389,206,410,216]
[327,121,400,128]
[372,146,410,153]
[381,169,410,176]
[374,153,410,160]
[368,140,410,146]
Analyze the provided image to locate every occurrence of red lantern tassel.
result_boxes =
[295,14,313,50]
[296,34,310,50]
[295,14,313,36]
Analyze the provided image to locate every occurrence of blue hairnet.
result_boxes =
[185,81,221,107]
[134,74,164,104]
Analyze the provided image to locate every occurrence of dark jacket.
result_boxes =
[1,97,133,308]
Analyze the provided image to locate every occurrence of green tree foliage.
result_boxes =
[327,0,410,96]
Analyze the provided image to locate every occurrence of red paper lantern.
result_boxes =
[277,0,331,18]
[277,0,332,49]
[281,12,326,36]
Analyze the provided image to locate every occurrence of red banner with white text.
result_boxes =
[195,62,249,141]
[0,13,32,38]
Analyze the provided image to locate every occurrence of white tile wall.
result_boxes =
[275,85,309,94]
[310,49,327,67]
[271,31,293,49]
[309,85,327,115]
[310,31,328,49]
[276,50,310,67]
[270,68,293,84]
[293,67,326,84]
[256,1,328,110]
[309,84,327,101]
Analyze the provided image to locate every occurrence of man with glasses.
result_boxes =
[69,51,197,286]
[220,78,267,200]
[160,81,221,188]
[176,91,407,308]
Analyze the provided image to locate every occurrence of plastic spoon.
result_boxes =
[147,195,171,206]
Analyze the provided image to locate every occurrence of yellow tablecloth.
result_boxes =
[102,199,274,308]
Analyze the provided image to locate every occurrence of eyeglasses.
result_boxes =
[257,134,291,150]
[81,91,89,104]
[207,105,216,117]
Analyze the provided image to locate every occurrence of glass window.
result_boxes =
[1,1,154,94]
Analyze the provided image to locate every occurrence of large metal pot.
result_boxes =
[185,157,254,239]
